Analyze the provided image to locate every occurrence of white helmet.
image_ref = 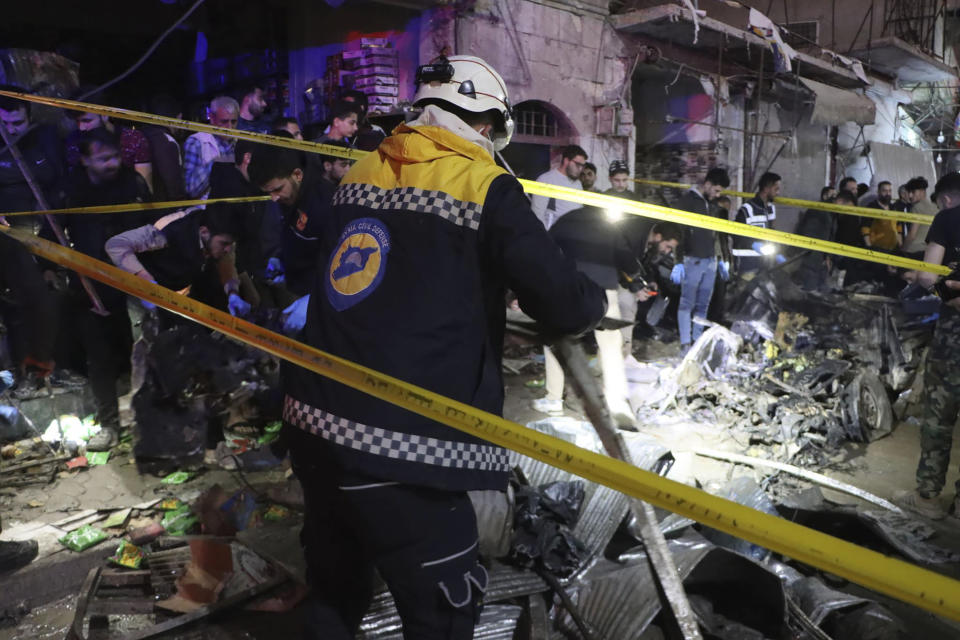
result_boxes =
[413,55,515,151]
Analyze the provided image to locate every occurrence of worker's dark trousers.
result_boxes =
[76,293,132,430]
[0,233,57,366]
[285,425,485,640]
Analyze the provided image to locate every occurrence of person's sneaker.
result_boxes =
[893,489,947,520]
[87,427,119,452]
[0,539,38,573]
[531,397,563,415]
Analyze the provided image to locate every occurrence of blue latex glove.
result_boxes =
[139,278,157,311]
[751,241,765,254]
[0,370,13,393]
[228,293,251,317]
[775,254,786,264]
[718,260,730,281]
[265,257,285,284]
[282,295,310,334]
[670,263,685,285]
[0,405,17,424]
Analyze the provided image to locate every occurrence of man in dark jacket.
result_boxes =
[733,171,781,274]
[282,55,606,639]
[670,167,730,349]
[795,190,854,290]
[140,94,187,202]
[47,128,151,451]
[549,206,681,426]
[0,85,65,228]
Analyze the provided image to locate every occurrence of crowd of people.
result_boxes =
[0,53,958,640]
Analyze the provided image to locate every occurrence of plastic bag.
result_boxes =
[110,541,145,569]
[59,525,108,551]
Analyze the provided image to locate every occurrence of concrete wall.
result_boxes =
[453,0,636,191]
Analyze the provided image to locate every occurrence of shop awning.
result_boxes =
[800,78,876,126]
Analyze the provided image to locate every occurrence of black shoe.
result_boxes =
[0,539,38,573]
[87,427,119,452]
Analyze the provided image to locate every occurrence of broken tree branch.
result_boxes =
[693,449,902,513]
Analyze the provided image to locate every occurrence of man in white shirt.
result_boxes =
[530,144,588,229]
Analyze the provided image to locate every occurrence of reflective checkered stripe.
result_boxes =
[283,396,511,472]
[334,183,484,231]
[740,202,776,226]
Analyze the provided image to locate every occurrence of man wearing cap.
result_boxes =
[605,160,640,201]
[282,55,606,639]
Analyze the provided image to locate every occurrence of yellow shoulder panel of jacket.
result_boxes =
[341,124,508,210]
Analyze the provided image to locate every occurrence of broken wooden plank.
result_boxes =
[67,567,102,640]
[693,449,902,512]
[120,575,288,640]
[0,455,70,474]
[100,569,152,587]
[88,596,156,616]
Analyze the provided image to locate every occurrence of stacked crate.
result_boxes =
[342,38,400,114]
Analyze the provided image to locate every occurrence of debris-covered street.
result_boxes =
[3,269,960,639]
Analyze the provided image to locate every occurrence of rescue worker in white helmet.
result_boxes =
[281,55,606,638]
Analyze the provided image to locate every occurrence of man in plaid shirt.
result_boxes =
[183,96,238,198]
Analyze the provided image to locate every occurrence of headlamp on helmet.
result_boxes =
[412,55,515,151]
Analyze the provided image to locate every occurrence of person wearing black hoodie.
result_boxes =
[45,128,151,451]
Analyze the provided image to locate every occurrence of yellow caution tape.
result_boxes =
[2,91,945,275]
[521,181,951,276]
[0,90,368,162]
[632,176,934,225]
[5,223,960,622]
[0,195,269,217]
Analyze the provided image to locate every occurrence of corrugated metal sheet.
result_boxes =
[510,422,673,565]
[554,531,716,639]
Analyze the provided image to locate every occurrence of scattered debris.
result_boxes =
[694,448,902,512]
[59,525,108,552]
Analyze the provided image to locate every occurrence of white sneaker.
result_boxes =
[532,397,564,415]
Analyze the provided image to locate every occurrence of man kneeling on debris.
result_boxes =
[281,55,606,639]
[894,172,960,520]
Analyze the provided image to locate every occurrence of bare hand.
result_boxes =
[945,281,960,310]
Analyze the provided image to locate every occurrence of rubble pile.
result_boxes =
[131,317,283,474]
[639,271,935,469]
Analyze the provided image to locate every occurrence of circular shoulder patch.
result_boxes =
[325,217,391,311]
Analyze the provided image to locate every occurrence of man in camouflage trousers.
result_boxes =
[895,172,960,520]
[915,314,960,501]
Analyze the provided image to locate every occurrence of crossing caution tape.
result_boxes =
[520,181,951,276]
[631,176,935,226]
[0,195,269,217]
[4,222,960,623]
[0,89,949,275]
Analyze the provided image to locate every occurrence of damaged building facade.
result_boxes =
[616,0,957,229]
